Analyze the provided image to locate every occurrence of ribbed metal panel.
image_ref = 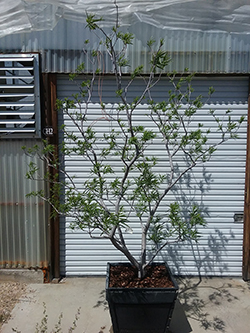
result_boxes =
[0,139,49,269]
[1,19,250,73]
[57,75,248,276]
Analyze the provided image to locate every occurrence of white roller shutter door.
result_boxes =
[57,75,248,276]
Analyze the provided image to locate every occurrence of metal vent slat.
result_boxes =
[0,54,41,138]
[0,111,35,116]
[0,102,35,107]
[0,93,34,97]
[0,76,34,80]
[0,128,36,133]
[0,119,35,124]
[0,57,34,62]
[0,85,34,89]
[0,67,34,71]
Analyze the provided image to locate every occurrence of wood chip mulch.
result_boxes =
[0,282,26,328]
[109,264,174,288]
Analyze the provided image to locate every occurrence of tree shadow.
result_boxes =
[157,164,241,332]
[162,163,237,277]
[169,276,243,333]
[94,289,109,311]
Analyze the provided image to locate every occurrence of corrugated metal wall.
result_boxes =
[0,139,49,269]
[1,19,250,73]
[57,75,248,276]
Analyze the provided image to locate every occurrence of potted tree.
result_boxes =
[24,2,245,332]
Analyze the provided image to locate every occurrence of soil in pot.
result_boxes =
[109,264,174,288]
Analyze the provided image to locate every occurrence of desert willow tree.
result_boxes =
[24,3,244,278]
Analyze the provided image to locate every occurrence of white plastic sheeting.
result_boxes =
[1,0,250,38]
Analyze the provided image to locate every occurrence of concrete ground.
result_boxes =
[1,276,250,333]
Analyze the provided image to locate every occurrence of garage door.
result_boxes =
[57,75,248,276]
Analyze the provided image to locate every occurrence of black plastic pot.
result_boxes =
[106,262,179,333]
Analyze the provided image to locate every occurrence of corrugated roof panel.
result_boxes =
[0,19,250,73]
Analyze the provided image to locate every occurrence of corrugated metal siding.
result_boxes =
[0,139,49,269]
[57,75,248,276]
[0,19,250,73]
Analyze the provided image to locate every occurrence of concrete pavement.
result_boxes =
[1,276,250,333]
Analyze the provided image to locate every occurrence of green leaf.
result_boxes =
[131,65,144,79]
[116,89,123,97]
[117,31,134,45]
[209,86,215,95]
[86,13,103,30]
[147,38,156,48]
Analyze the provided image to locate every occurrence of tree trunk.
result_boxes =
[139,229,147,278]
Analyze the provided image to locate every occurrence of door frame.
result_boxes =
[42,73,60,281]
[243,76,250,281]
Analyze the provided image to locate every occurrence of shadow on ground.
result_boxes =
[169,276,245,333]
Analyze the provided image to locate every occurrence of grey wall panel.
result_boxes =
[0,139,49,269]
[57,75,248,276]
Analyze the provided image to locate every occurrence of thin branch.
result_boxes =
[147,238,181,266]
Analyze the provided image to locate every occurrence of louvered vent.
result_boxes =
[0,54,41,138]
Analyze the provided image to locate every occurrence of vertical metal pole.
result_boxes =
[243,76,250,281]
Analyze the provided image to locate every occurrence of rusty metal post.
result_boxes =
[41,73,60,281]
